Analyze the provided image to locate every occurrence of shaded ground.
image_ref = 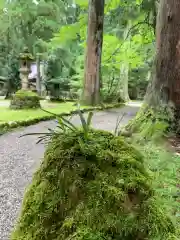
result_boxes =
[0,102,141,240]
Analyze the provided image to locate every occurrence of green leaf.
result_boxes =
[86,111,93,128]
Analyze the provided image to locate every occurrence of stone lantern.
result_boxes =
[19,47,34,90]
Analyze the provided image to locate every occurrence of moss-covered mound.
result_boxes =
[12,130,176,240]
[10,90,40,110]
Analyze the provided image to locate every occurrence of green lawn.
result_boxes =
[0,101,83,123]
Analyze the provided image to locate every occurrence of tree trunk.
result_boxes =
[145,0,180,111]
[119,21,131,102]
[82,0,105,105]
[119,63,130,102]
[36,53,41,96]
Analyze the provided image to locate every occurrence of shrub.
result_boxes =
[10,90,40,110]
[11,129,176,240]
[49,97,76,102]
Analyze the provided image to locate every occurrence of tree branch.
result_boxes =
[103,17,153,64]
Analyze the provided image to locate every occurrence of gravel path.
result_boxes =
[0,102,141,240]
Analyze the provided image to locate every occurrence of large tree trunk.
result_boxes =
[82,0,105,105]
[145,0,180,111]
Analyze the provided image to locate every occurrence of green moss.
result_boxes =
[125,104,172,140]
[141,143,180,240]
[11,130,176,239]
[10,90,40,110]
[19,47,34,60]
[15,90,38,97]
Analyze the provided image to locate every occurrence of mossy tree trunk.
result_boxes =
[145,0,180,111]
[126,0,180,135]
[82,0,105,105]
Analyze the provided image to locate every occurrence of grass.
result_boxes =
[137,141,180,236]
[0,101,83,123]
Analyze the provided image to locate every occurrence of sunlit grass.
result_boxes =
[0,101,86,123]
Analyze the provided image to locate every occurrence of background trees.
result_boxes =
[0,0,155,103]
[145,0,180,109]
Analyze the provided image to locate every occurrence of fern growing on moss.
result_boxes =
[21,107,94,144]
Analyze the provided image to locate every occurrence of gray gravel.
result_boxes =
[0,103,140,240]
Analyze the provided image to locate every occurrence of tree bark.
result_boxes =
[145,0,180,111]
[119,21,131,102]
[119,63,130,102]
[82,0,105,105]
[36,53,41,96]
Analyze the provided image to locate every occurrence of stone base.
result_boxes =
[10,90,40,110]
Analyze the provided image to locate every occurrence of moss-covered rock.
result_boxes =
[11,130,176,240]
[10,90,40,110]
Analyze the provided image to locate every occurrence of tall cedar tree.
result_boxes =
[146,0,180,113]
[82,0,105,105]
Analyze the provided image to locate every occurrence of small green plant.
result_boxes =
[20,105,94,143]
[114,112,126,136]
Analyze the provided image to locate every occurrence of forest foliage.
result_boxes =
[0,0,155,101]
